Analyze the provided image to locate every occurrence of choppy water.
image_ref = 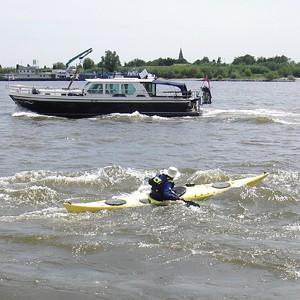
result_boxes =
[0,80,299,299]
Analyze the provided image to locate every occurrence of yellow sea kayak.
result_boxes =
[63,172,268,213]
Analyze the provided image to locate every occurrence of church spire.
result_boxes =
[179,47,184,60]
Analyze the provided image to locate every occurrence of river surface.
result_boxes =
[0,80,299,299]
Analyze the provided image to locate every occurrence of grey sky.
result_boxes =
[1,0,299,67]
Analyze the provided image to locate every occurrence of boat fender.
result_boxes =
[212,182,231,189]
[105,199,127,206]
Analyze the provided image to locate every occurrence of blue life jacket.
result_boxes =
[149,174,179,201]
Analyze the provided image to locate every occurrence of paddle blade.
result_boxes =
[184,200,200,208]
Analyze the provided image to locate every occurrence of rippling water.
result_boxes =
[0,80,299,299]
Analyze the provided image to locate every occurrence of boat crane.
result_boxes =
[66,48,93,69]
[66,48,93,89]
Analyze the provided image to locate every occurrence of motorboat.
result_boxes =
[8,72,211,118]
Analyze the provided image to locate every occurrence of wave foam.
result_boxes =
[204,108,300,124]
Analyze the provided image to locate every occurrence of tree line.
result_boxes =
[1,51,300,80]
[69,52,300,80]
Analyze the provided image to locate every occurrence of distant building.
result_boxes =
[0,63,74,81]
[15,64,72,80]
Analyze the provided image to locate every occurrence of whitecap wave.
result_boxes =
[203,108,300,124]
[12,111,62,119]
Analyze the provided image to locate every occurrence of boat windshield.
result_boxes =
[84,82,137,95]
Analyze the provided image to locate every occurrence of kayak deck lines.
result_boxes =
[63,172,268,213]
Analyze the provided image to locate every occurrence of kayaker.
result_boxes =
[148,167,184,201]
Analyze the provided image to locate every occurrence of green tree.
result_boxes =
[214,66,226,78]
[232,54,256,65]
[151,57,177,66]
[176,58,188,64]
[292,65,300,77]
[165,57,178,66]
[265,71,279,81]
[83,58,95,70]
[270,55,290,64]
[125,58,146,67]
[244,67,252,77]
[193,56,210,65]
[250,65,269,75]
[100,50,121,72]
[278,65,292,77]
[53,62,66,69]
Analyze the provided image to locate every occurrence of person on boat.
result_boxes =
[201,76,212,104]
[149,167,184,201]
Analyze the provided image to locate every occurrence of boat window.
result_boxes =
[143,83,156,96]
[121,84,136,95]
[105,84,119,94]
[87,83,103,94]
[155,83,182,97]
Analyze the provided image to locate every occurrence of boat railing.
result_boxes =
[191,90,201,99]
[7,84,34,94]
[8,85,83,95]
[154,90,200,99]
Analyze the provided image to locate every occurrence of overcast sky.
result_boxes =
[1,0,300,67]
